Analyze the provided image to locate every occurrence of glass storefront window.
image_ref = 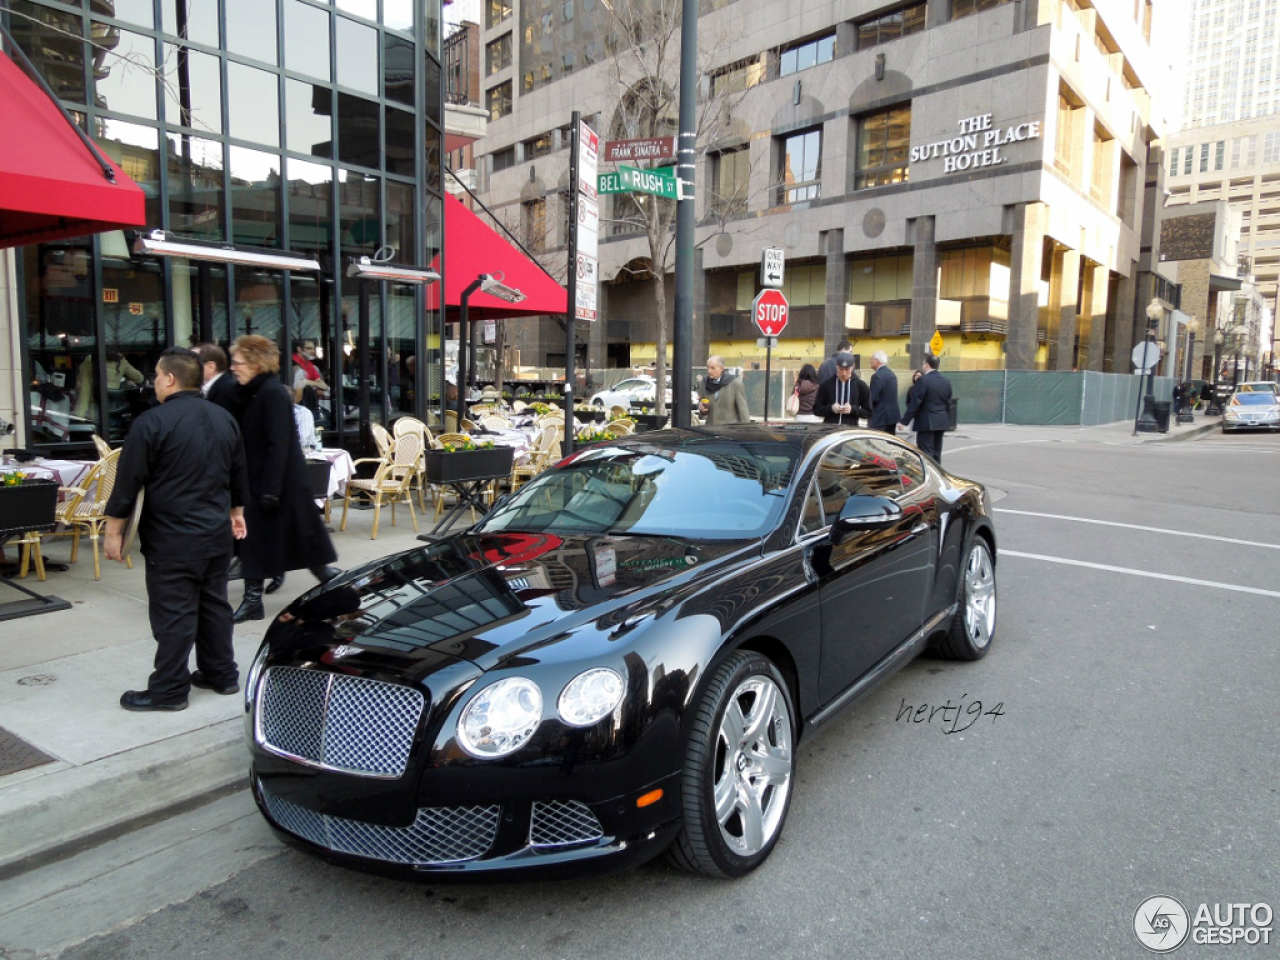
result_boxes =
[9,1,87,103]
[229,145,282,248]
[284,0,332,81]
[284,79,333,157]
[24,241,95,447]
[162,0,219,47]
[99,259,166,443]
[387,284,417,418]
[226,0,278,65]
[423,190,441,266]
[286,274,335,427]
[337,16,379,95]
[92,25,158,120]
[337,93,380,168]
[167,133,226,240]
[171,260,230,346]
[336,0,377,19]
[424,126,442,191]
[96,119,163,228]
[233,270,283,343]
[338,170,381,256]
[162,44,223,133]
[227,61,281,146]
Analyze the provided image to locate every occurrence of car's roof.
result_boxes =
[608,422,871,458]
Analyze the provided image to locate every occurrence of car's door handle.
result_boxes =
[911,523,928,534]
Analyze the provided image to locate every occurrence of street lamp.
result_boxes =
[456,273,525,426]
[1133,298,1163,434]
[1183,316,1199,382]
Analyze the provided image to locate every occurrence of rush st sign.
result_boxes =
[752,288,789,337]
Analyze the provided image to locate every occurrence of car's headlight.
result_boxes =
[244,643,270,710]
[457,677,543,758]
[558,668,624,727]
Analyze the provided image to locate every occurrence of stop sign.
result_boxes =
[752,288,789,336]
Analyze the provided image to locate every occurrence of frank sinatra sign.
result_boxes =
[909,112,1042,173]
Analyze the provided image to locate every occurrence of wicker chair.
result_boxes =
[371,421,393,458]
[603,418,636,437]
[609,405,630,421]
[92,434,113,459]
[510,426,563,493]
[393,416,436,513]
[339,431,422,539]
[478,413,512,432]
[443,409,460,433]
[50,448,130,580]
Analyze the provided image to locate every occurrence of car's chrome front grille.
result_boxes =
[529,799,604,849]
[261,785,500,865]
[256,667,425,778]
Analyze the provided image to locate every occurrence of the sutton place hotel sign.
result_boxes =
[910,112,1043,174]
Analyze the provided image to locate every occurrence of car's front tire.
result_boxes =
[669,651,795,878]
[934,537,997,661]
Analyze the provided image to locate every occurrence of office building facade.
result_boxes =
[476,0,1173,377]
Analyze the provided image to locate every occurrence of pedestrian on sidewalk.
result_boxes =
[818,340,853,384]
[228,335,339,622]
[697,356,752,424]
[792,363,822,422]
[104,347,250,712]
[899,354,952,462]
[867,351,901,433]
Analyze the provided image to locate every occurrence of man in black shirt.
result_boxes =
[105,347,250,712]
[813,353,872,425]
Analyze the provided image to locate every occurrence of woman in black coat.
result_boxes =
[229,335,339,622]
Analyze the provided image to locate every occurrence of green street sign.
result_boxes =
[597,171,626,194]
[619,164,679,199]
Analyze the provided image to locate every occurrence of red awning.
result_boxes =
[427,191,567,320]
[0,50,147,249]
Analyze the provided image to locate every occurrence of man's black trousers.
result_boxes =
[144,550,238,700]
[917,430,945,463]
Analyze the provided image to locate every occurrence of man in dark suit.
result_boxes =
[867,350,901,433]
[899,354,953,462]
[195,343,240,416]
[105,347,249,711]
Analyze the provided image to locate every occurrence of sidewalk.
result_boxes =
[0,413,1220,875]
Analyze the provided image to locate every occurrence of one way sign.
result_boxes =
[761,247,784,288]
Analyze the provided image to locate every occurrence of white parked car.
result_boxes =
[590,375,667,410]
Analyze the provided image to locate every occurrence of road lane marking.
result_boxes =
[1002,550,1280,598]
[995,508,1280,551]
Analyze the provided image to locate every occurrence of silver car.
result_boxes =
[1222,390,1280,432]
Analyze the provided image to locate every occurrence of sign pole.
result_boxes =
[764,341,772,422]
[565,111,580,454]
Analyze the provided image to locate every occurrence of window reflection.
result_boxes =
[287,158,335,255]
[387,284,416,417]
[24,241,96,447]
[96,119,163,228]
[234,270,282,343]
[384,181,416,264]
[167,133,225,240]
[337,16,379,95]
[9,1,88,104]
[384,0,415,32]
[226,0,278,64]
[92,25,158,120]
[162,44,223,133]
[98,259,165,443]
[229,145,282,248]
[112,0,156,28]
[161,0,219,46]
[284,0,332,81]
[386,107,415,176]
[171,260,230,347]
[385,32,415,106]
[228,62,280,147]
[285,79,334,157]
[337,93,380,168]
[336,0,377,19]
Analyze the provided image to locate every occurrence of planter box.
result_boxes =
[0,478,59,538]
[424,447,515,484]
[631,414,668,433]
[572,409,606,424]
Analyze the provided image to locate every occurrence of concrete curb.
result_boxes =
[0,718,246,874]
[1151,419,1220,442]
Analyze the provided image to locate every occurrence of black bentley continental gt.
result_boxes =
[245,424,997,880]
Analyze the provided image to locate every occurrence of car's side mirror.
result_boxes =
[830,496,902,545]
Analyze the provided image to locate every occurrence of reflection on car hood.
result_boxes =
[266,531,748,673]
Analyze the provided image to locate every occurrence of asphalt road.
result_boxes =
[11,428,1280,960]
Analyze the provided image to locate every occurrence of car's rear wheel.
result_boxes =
[669,652,795,878]
[934,537,996,660]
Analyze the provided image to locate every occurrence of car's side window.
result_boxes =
[799,439,904,537]
[800,475,826,534]
[862,436,924,494]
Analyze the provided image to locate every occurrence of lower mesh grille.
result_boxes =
[261,785,500,865]
[529,799,604,849]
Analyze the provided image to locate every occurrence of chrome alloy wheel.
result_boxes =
[962,541,997,651]
[711,675,794,857]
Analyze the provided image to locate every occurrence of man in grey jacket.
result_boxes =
[697,356,752,424]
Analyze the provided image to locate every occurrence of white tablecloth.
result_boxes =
[483,428,533,463]
[4,458,95,500]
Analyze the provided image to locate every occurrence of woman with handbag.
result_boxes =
[791,364,822,422]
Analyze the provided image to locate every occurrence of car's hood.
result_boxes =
[266,531,752,675]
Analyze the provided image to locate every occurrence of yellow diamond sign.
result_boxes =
[929,331,944,355]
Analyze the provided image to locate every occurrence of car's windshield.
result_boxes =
[476,441,799,539]
[1237,383,1277,393]
[1232,392,1276,406]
